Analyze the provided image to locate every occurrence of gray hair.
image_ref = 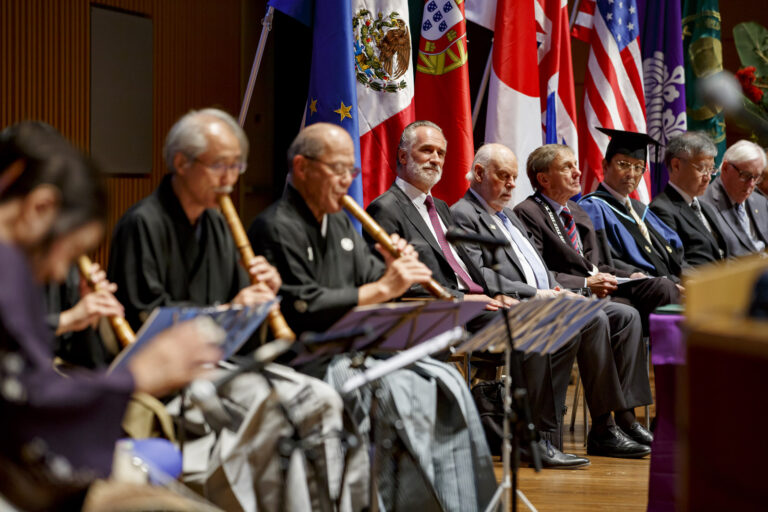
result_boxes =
[396,120,445,170]
[163,108,248,171]
[722,139,768,169]
[286,127,328,172]
[526,144,572,191]
[664,132,717,167]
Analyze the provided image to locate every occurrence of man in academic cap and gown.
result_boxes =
[577,128,685,282]
[249,122,497,512]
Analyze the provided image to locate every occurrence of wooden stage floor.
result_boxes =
[492,378,656,511]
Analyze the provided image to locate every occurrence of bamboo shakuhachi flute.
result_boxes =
[76,255,136,347]
[217,194,296,341]
[341,195,454,301]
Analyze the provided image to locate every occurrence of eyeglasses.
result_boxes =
[729,162,764,184]
[680,158,716,176]
[193,158,247,175]
[614,160,646,174]
[304,155,361,179]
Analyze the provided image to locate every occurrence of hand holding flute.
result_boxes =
[75,255,136,346]
[341,195,454,301]
[218,194,296,340]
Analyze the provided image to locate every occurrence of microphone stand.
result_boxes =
[479,246,541,512]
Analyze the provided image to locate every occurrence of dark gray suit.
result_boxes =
[649,184,729,266]
[365,183,490,298]
[451,191,652,421]
[702,177,768,257]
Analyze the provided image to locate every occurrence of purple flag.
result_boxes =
[637,0,687,197]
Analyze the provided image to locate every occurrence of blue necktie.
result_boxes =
[496,211,550,289]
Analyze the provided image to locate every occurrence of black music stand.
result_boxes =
[453,295,607,512]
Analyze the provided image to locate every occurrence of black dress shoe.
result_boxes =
[522,439,590,469]
[623,422,654,446]
[587,426,651,459]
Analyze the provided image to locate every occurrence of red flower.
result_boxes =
[737,67,763,103]
[746,84,764,103]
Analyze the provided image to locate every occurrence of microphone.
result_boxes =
[445,227,510,248]
[698,71,768,140]
[188,338,293,431]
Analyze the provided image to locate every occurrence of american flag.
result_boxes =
[572,0,651,203]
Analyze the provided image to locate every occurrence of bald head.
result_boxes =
[288,123,356,221]
[469,143,518,212]
[287,122,353,173]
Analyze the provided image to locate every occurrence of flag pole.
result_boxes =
[472,41,494,129]
[569,0,582,29]
[238,6,275,127]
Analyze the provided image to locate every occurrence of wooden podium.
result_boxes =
[680,255,768,512]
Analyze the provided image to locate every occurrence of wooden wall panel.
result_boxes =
[1,0,242,267]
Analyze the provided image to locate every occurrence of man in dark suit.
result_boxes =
[578,128,685,281]
[452,143,652,459]
[649,132,729,266]
[365,121,509,309]
[514,144,680,330]
[702,140,768,257]
[368,123,647,463]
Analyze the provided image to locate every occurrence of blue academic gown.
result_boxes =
[578,186,683,279]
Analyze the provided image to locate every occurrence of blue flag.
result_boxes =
[269,0,363,229]
[637,0,687,197]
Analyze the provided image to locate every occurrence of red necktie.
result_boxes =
[424,195,484,294]
[560,206,580,253]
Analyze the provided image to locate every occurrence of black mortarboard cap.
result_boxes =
[596,127,661,162]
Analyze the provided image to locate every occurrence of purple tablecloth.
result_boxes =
[647,313,685,512]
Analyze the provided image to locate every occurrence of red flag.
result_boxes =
[414,0,474,206]
[572,0,651,202]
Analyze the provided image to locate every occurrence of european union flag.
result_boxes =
[268,0,363,229]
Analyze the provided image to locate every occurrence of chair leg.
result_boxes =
[569,368,581,432]
[583,390,589,447]
[645,336,651,430]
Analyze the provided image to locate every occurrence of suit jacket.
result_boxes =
[365,183,490,298]
[702,177,768,257]
[451,190,557,298]
[513,193,633,289]
[649,183,728,266]
[578,184,683,279]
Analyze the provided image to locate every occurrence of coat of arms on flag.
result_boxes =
[353,10,410,93]
[417,0,468,76]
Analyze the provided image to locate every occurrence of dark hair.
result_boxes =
[0,121,107,238]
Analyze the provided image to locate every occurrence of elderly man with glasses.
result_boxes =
[702,139,768,256]
[109,108,281,329]
[649,132,731,266]
[577,128,685,282]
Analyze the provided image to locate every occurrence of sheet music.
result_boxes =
[110,299,277,371]
[454,296,607,355]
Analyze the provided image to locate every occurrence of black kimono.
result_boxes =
[108,174,249,331]
[44,265,113,368]
[248,184,385,336]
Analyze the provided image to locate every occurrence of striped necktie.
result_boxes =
[560,206,580,252]
[624,198,651,244]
